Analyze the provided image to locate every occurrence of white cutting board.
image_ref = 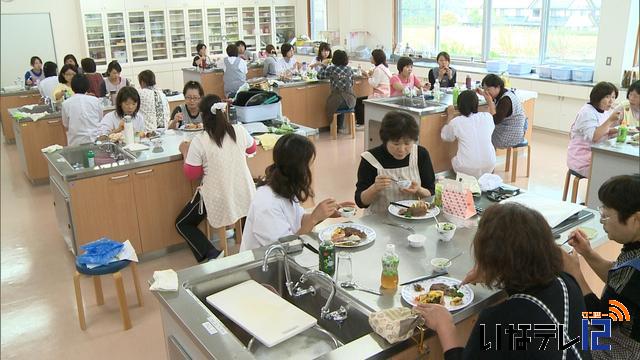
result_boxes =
[206,280,317,348]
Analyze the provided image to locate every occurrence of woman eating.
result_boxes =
[38,62,59,100]
[277,43,300,75]
[98,86,144,135]
[390,57,430,97]
[24,56,44,86]
[192,43,212,68]
[309,42,332,69]
[317,50,356,134]
[241,134,355,251]
[414,203,590,359]
[567,81,621,178]
[168,81,204,129]
[80,57,106,98]
[476,74,527,149]
[104,60,129,96]
[614,80,640,128]
[61,74,103,146]
[137,70,170,130]
[262,44,278,77]
[563,174,640,358]
[428,51,457,88]
[235,40,253,61]
[63,54,82,73]
[441,90,496,178]
[365,49,392,98]
[355,111,435,214]
[218,44,248,98]
[175,95,257,262]
[53,64,77,102]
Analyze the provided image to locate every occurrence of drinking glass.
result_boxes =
[335,252,353,283]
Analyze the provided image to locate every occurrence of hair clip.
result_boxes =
[211,102,227,114]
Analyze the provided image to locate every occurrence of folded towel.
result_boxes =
[124,143,149,152]
[21,104,37,110]
[29,112,48,121]
[41,144,63,153]
[255,133,282,151]
[149,269,179,292]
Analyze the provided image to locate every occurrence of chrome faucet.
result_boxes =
[293,270,348,324]
[262,244,295,297]
[43,96,55,112]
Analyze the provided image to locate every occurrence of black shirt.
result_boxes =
[354,145,435,208]
[428,67,457,88]
[445,272,591,360]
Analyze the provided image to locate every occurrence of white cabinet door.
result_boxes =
[206,8,224,55]
[149,10,169,61]
[187,9,205,57]
[128,11,149,63]
[106,12,128,64]
[240,7,258,51]
[83,13,108,66]
[168,9,188,59]
[257,6,274,48]
[274,5,295,44]
[223,7,240,44]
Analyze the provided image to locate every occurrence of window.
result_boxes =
[439,0,483,59]
[489,0,541,61]
[546,0,601,64]
[310,0,327,40]
[397,0,436,52]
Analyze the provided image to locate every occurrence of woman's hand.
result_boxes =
[26,78,33,86]
[461,265,484,285]
[561,249,583,279]
[330,201,357,218]
[311,198,338,223]
[414,303,455,333]
[169,112,184,129]
[400,181,421,195]
[422,82,431,91]
[567,229,592,256]
[370,175,393,193]
[607,111,622,126]
[113,120,125,133]
[446,105,456,120]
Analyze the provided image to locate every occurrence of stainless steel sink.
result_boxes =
[382,97,446,109]
[186,257,373,358]
[58,143,135,170]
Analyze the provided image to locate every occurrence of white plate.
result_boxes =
[388,200,440,220]
[401,276,474,311]
[317,223,376,248]
[179,125,204,132]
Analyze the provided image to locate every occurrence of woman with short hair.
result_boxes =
[168,81,205,129]
[317,50,357,132]
[137,69,170,130]
[428,51,457,88]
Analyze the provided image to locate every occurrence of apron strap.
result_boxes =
[361,151,383,170]
[409,144,418,168]
[610,257,640,272]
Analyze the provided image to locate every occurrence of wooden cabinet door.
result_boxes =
[69,171,142,253]
[132,161,193,252]
[279,86,307,124]
[418,113,457,173]
[305,83,331,129]
[353,78,372,98]
[0,93,41,142]
[201,72,225,99]
[18,118,67,182]
[247,67,263,79]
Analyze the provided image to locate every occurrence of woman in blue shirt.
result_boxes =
[24,56,44,86]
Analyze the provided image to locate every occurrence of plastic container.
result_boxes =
[507,62,532,75]
[486,60,508,73]
[571,67,594,82]
[551,66,572,81]
[236,102,282,123]
[537,65,552,79]
[380,244,399,289]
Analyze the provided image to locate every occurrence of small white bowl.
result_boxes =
[407,234,426,248]
[436,222,457,242]
[431,257,452,272]
[338,206,356,218]
[397,179,411,189]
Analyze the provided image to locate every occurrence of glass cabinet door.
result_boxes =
[224,8,239,43]
[188,9,204,56]
[169,10,187,59]
[258,7,273,49]
[149,11,168,60]
[275,6,295,45]
[241,7,257,51]
[128,11,148,62]
[107,13,128,63]
[207,9,223,55]
[84,14,107,65]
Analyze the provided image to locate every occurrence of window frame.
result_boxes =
[308,0,328,41]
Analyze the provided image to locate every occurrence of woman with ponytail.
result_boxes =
[175,94,257,262]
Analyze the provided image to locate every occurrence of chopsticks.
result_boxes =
[400,271,448,286]
[390,201,411,209]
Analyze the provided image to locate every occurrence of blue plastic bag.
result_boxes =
[77,237,124,265]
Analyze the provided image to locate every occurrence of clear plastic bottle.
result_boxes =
[433,82,441,101]
[123,115,134,145]
[381,244,399,289]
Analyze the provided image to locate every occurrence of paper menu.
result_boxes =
[500,193,585,228]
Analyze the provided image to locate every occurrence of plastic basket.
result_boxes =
[537,65,552,78]
[486,60,508,73]
[551,66,572,81]
[507,63,532,75]
[236,102,282,123]
[571,67,594,82]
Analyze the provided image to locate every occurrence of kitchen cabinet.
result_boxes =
[13,117,67,183]
[106,12,128,63]
[280,83,332,129]
[187,9,205,56]
[274,6,295,45]
[258,6,273,48]
[169,9,188,59]
[132,161,193,252]
[241,7,258,51]
[128,11,148,62]
[224,8,240,43]
[69,170,143,253]
[418,112,458,173]
[0,92,41,143]
[149,10,169,60]
[83,13,108,65]
[206,8,224,55]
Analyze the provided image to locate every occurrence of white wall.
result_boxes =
[594,0,639,83]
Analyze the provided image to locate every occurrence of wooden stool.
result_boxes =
[330,109,356,140]
[562,169,587,203]
[73,260,142,331]
[504,140,531,183]
[206,219,243,256]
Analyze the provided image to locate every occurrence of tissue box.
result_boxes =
[236,102,282,123]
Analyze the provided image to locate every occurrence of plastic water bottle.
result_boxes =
[123,115,134,146]
[381,244,399,289]
[86,150,95,168]
[433,82,441,101]
[452,84,460,106]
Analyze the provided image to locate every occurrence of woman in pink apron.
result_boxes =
[355,111,436,214]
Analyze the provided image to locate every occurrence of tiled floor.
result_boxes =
[0,128,621,359]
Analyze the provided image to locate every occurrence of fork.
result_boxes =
[384,222,415,234]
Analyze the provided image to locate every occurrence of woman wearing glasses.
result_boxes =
[563,174,640,358]
[168,81,204,129]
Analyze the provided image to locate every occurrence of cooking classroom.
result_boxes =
[1,1,639,359]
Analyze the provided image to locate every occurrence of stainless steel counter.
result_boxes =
[181,62,265,74]
[0,88,40,97]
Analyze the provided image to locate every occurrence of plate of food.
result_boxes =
[318,223,376,248]
[180,123,204,132]
[388,200,440,220]
[401,276,474,311]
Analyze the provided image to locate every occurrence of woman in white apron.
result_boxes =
[355,111,436,214]
[175,95,257,262]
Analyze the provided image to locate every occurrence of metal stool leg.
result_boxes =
[113,271,132,330]
[74,271,86,330]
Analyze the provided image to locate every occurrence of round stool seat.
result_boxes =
[76,259,131,276]
[335,108,355,114]
[513,139,529,148]
[569,169,586,179]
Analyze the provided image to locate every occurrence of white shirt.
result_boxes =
[240,185,305,252]
[217,56,248,74]
[98,111,145,136]
[441,111,496,178]
[185,127,255,167]
[61,93,103,146]
[38,77,59,99]
[137,87,170,130]
[276,57,297,74]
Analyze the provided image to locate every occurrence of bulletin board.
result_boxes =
[1,13,57,87]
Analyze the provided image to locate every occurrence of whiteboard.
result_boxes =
[1,13,57,87]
